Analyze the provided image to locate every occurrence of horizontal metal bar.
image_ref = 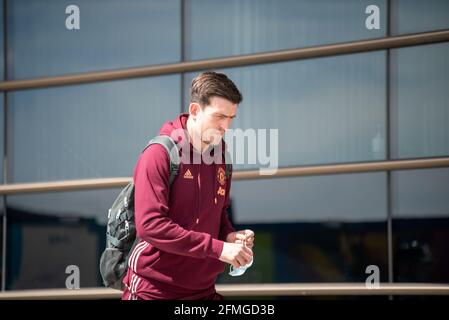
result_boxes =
[217,283,449,297]
[1,30,448,91]
[0,283,448,299]
[0,157,448,195]
[0,177,131,195]
[0,287,122,300]
[235,157,449,180]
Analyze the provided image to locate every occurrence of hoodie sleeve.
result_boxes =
[133,144,224,260]
[218,166,236,241]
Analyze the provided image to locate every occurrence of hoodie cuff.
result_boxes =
[209,238,224,260]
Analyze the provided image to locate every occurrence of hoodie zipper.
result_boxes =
[195,165,201,226]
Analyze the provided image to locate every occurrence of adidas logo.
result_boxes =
[183,169,194,179]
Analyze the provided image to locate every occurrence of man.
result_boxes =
[122,71,255,300]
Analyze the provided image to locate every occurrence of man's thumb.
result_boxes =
[235,233,246,241]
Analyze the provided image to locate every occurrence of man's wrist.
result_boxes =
[210,238,225,259]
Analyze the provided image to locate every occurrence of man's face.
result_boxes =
[190,96,237,147]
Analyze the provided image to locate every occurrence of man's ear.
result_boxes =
[189,102,201,118]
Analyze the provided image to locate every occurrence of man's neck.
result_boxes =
[186,116,207,154]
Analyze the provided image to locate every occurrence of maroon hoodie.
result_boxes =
[122,113,235,300]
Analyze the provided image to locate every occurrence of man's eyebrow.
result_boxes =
[215,112,237,119]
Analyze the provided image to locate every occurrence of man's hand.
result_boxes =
[219,242,253,268]
[226,229,255,249]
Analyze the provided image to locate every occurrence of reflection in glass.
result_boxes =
[391,0,449,35]
[7,0,181,79]
[185,51,387,170]
[390,42,449,159]
[216,172,388,284]
[185,0,386,60]
[8,75,180,183]
[6,188,120,289]
[231,172,387,224]
[392,168,449,282]
[217,220,389,285]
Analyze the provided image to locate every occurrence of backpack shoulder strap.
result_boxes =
[143,135,180,186]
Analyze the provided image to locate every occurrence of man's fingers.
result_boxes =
[244,230,255,245]
[242,245,253,257]
[231,259,240,268]
[243,237,254,250]
[235,255,247,267]
[245,229,255,238]
[236,230,253,238]
[237,238,253,250]
[237,252,252,266]
[235,233,246,241]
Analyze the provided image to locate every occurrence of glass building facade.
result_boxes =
[0,0,448,293]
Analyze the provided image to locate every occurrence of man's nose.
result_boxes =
[222,118,232,131]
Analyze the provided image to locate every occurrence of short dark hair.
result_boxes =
[190,71,243,107]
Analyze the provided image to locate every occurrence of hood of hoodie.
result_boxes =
[159,112,188,140]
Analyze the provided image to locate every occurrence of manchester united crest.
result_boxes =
[217,167,226,186]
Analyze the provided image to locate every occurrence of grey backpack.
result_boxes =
[99,135,180,290]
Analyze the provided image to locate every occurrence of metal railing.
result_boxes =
[0,157,448,195]
[0,29,448,92]
[0,283,448,299]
